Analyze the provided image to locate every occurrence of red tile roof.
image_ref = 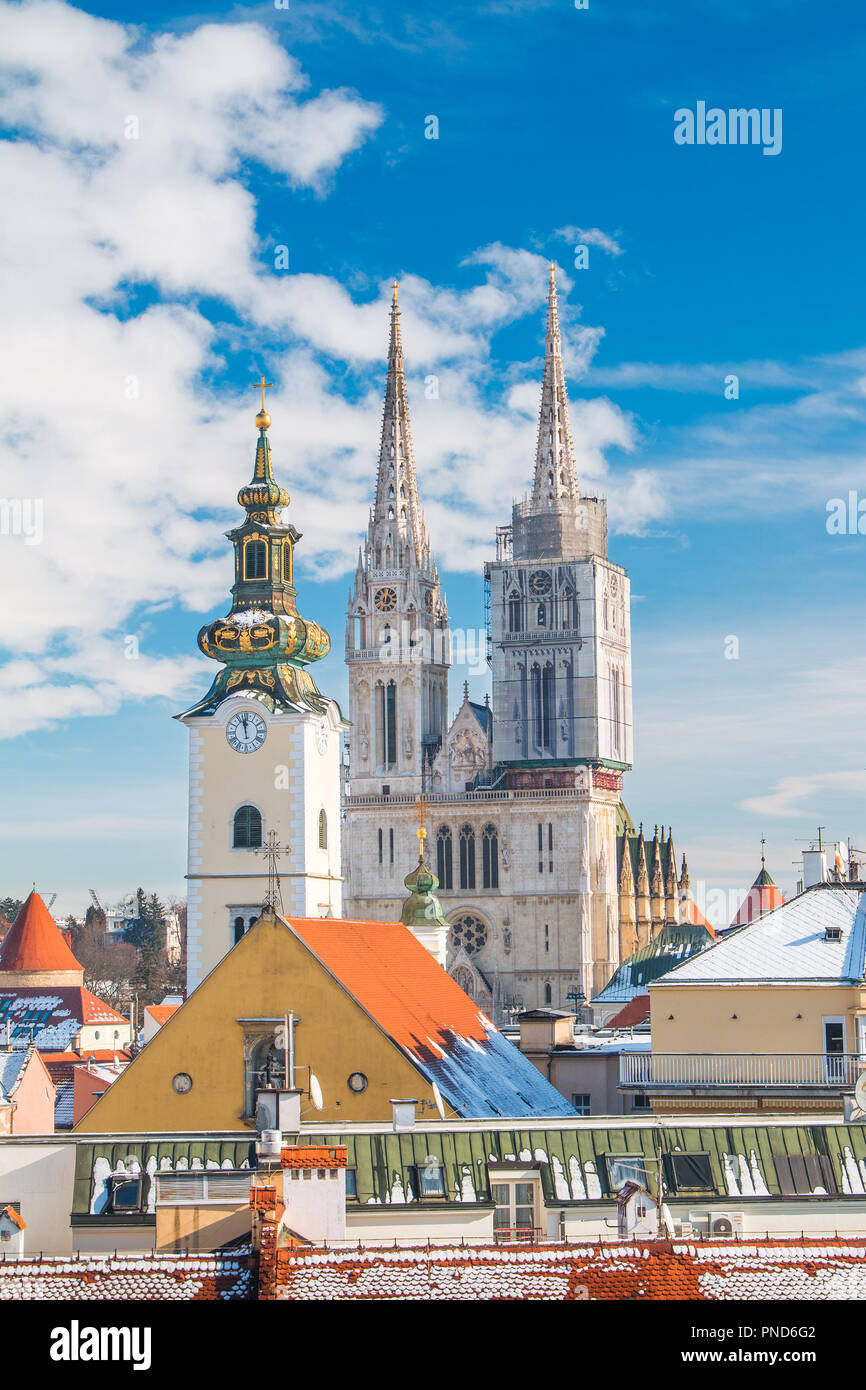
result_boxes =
[144,1003,180,1027]
[287,916,490,1052]
[0,987,130,1051]
[282,915,573,1119]
[264,1237,866,1301]
[0,892,82,974]
[606,994,650,1028]
[0,1251,254,1299]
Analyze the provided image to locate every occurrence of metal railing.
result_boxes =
[493,1225,543,1245]
[620,1052,866,1090]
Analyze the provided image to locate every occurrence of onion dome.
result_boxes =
[179,377,335,719]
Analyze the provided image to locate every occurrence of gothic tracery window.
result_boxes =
[436,825,453,890]
[459,824,476,890]
[482,824,499,889]
[450,913,488,956]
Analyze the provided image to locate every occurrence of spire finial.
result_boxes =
[254,373,273,431]
[414,793,429,863]
[531,262,578,505]
[463,679,470,702]
[392,279,399,303]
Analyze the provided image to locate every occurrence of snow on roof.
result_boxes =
[262,1237,866,1301]
[0,1050,28,1102]
[653,884,866,986]
[283,914,575,1119]
[0,987,129,1051]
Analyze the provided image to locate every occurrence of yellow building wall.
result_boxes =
[75,914,447,1133]
[651,983,865,1055]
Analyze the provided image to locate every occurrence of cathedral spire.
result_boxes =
[372,281,428,565]
[531,263,579,508]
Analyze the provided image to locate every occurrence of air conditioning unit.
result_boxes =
[709,1211,743,1237]
[673,1221,695,1238]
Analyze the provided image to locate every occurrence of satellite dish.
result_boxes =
[854,1071,866,1112]
[309,1073,324,1112]
[431,1080,445,1121]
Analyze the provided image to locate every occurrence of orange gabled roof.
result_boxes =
[144,1004,180,1027]
[0,1205,26,1231]
[79,990,130,1026]
[286,916,489,1054]
[0,893,82,974]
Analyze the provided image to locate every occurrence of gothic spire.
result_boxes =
[531,263,579,508]
[371,281,429,565]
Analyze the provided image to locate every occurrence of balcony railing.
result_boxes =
[619,1052,866,1091]
[493,1226,543,1245]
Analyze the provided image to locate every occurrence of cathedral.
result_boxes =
[177,271,696,1013]
[342,268,695,1016]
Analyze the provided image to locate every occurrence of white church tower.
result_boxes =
[344,284,450,798]
[486,264,633,772]
[178,385,346,992]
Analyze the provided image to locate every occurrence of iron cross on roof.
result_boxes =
[255,830,291,912]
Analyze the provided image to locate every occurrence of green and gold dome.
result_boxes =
[182,380,332,717]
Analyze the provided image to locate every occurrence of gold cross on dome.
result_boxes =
[254,374,274,413]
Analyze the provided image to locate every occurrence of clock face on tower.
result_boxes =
[374,587,397,612]
[226,709,267,753]
[529,570,552,597]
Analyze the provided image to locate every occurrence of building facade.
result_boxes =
[343,270,689,1017]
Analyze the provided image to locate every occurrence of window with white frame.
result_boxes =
[490,1176,539,1241]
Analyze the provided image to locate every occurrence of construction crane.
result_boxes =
[88,889,104,915]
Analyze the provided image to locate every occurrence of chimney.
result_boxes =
[391,1099,418,1132]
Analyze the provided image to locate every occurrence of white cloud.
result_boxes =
[0,2,657,737]
[741,771,866,819]
[556,224,624,257]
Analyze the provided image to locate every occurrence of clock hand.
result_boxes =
[241,715,249,738]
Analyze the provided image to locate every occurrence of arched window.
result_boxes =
[508,592,522,633]
[436,826,453,890]
[233,915,246,945]
[376,679,397,770]
[454,966,476,999]
[244,540,267,581]
[377,828,384,865]
[318,809,327,850]
[544,982,552,1006]
[537,603,546,627]
[281,540,293,583]
[459,824,476,891]
[233,804,262,849]
[482,824,499,890]
[562,589,578,630]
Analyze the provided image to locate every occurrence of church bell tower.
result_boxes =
[178,381,346,992]
[345,284,450,796]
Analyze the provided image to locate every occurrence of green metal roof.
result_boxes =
[70,1123,866,1214]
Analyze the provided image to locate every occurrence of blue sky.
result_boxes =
[1,0,865,920]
